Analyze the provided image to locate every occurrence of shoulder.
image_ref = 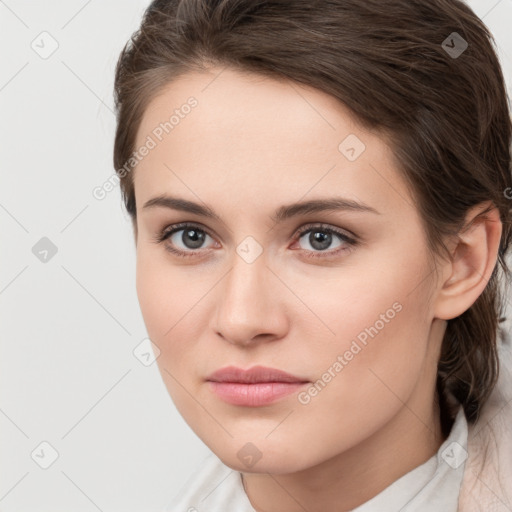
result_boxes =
[458,333,512,511]
[163,452,255,512]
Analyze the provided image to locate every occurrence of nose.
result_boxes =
[211,250,289,347]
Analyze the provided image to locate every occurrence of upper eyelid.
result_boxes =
[164,221,215,239]
[294,223,357,240]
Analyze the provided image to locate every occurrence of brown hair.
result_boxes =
[113,0,512,433]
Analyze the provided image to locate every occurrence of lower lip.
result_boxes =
[207,381,307,406]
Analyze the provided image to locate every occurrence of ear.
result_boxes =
[433,202,502,320]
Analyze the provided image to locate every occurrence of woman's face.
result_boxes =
[132,66,444,474]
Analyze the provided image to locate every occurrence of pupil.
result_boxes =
[183,229,205,249]
[310,231,331,250]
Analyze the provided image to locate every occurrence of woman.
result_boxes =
[112,0,512,510]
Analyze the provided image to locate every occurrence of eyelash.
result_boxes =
[152,222,358,260]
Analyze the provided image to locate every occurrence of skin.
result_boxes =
[131,66,502,511]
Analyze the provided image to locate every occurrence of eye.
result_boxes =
[152,222,358,260]
[152,222,217,257]
[292,223,357,259]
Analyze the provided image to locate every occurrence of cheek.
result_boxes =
[287,251,430,356]
[288,289,433,465]
[135,249,192,350]
[135,254,203,416]
[295,244,434,401]
[136,266,217,437]
[135,247,219,386]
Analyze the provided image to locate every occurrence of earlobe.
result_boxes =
[433,202,502,321]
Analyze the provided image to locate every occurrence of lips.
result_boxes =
[206,365,308,384]
[205,365,309,406]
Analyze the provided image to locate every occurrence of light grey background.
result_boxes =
[1,1,511,511]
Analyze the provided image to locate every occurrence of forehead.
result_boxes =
[133,67,414,218]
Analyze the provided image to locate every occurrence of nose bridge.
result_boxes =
[223,246,269,317]
[213,243,283,344]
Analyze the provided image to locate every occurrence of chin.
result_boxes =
[211,442,317,475]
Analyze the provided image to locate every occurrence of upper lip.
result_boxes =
[206,365,309,384]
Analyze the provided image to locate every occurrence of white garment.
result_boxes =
[163,408,468,512]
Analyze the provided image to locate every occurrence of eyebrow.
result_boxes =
[142,194,380,222]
